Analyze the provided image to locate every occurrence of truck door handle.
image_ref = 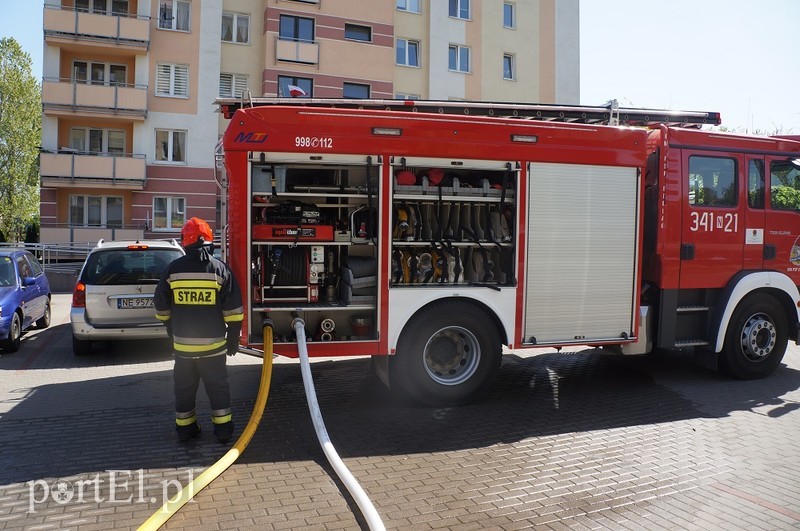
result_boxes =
[764,244,777,260]
[680,243,695,260]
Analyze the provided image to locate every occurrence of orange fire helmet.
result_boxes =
[180,217,213,248]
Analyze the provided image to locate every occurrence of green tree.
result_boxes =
[0,38,41,242]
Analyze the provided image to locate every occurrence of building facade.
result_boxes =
[39,0,579,245]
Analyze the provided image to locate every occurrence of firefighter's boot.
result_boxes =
[176,421,201,443]
[213,420,234,444]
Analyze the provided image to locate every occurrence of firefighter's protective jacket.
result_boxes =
[154,246,244,358]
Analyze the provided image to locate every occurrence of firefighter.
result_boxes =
[154,217,244,443]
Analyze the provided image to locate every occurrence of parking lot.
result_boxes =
[1,293,800,530]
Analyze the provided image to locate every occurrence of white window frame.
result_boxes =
[69,195,124,228]
[75,0,129,15]
[219,73,249,98]
[152,197,186,231]
[396,38,420,67]
[155,129,187,164]
[158,0,191,31]
[503,53,516,80]
[344,23,372,43]
[449,0,471,20]
[155,63,189,98]
[72,61,127,86]
[343,82,370,99]
[396,0,421,13]
[448,44,471,73]
[503,3,515,29]
[221,12,250,44]
[70,127,125,154]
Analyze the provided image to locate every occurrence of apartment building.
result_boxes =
[39,0,578,245]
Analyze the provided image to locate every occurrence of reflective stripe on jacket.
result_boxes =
[153,246,244,358]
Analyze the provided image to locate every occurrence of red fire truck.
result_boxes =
[216,98,800,406]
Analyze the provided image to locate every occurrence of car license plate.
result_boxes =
[117,297,153,309]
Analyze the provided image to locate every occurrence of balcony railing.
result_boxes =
[40,150,147,188]
[275,37,320,65]
[44,4,149,50]
[39,225,146,247]
[42,78,148,119]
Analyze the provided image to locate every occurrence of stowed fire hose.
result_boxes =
[138,317,275,531]
[291,314,385,531]
[139,316,385,530]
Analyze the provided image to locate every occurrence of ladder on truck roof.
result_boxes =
[216,97,722,128]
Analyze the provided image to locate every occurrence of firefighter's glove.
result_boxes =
[226,322,242,357]
[226,341,238,357]
[165,321,173,340]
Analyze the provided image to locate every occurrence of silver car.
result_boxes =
[70,239,184,355]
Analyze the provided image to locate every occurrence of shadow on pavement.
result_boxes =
[2,346,799,487]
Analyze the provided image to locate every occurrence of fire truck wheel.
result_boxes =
[392,301,502,406]
[722,293,788,379]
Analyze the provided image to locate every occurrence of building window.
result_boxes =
[345,24,372,42]
[449,0,470,19]
[279,15,315,42]
[221,12,250,44]
[72,61,127,86]
[343,82,370,99]
[69,195,123,228]
[503,3,515,28]
[158,0,190,31]
[448,45,470,73]
[503,54,515,80]
[70,128,125,154]
[396,39,419,67]
[277,76,313,98]
[396,0,420,13]
[156,63,188,97]
[75,0,129,16]
[155,129,186,163]
[219,73,249,98]
[153,197,185,230]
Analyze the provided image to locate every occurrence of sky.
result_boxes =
[1,0,798,133]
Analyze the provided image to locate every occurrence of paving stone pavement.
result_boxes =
[1,294,799,530]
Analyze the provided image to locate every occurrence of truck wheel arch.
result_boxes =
[388,298,506,406]
[711,271,800,353]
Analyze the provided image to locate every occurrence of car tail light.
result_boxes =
[127,244,149,250]
[72,281,86,308]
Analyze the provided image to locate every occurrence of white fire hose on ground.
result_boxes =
[292,315,386,531]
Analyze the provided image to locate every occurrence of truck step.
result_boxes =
[675,339,710,347]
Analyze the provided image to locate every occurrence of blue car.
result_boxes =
[0,249,52,353]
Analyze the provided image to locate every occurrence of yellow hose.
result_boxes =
[138,321,274,530]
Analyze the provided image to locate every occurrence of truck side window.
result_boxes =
[748,160,765,209]
[769,160,800,211]
[688,155,736,207]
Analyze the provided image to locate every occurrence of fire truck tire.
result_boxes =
[391,301,502,406]
[722,293,788,379]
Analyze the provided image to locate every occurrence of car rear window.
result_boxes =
[82,249,183,285]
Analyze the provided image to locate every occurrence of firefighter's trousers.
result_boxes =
[174,354,231,425]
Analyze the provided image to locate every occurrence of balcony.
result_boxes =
[275,37,319,65]
[40,150,147,189]
[42,78,147,120]
[44,4,149,52]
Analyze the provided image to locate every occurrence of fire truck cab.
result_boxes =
[217,98,800,406]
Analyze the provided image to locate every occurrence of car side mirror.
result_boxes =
[22,276,36,287]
